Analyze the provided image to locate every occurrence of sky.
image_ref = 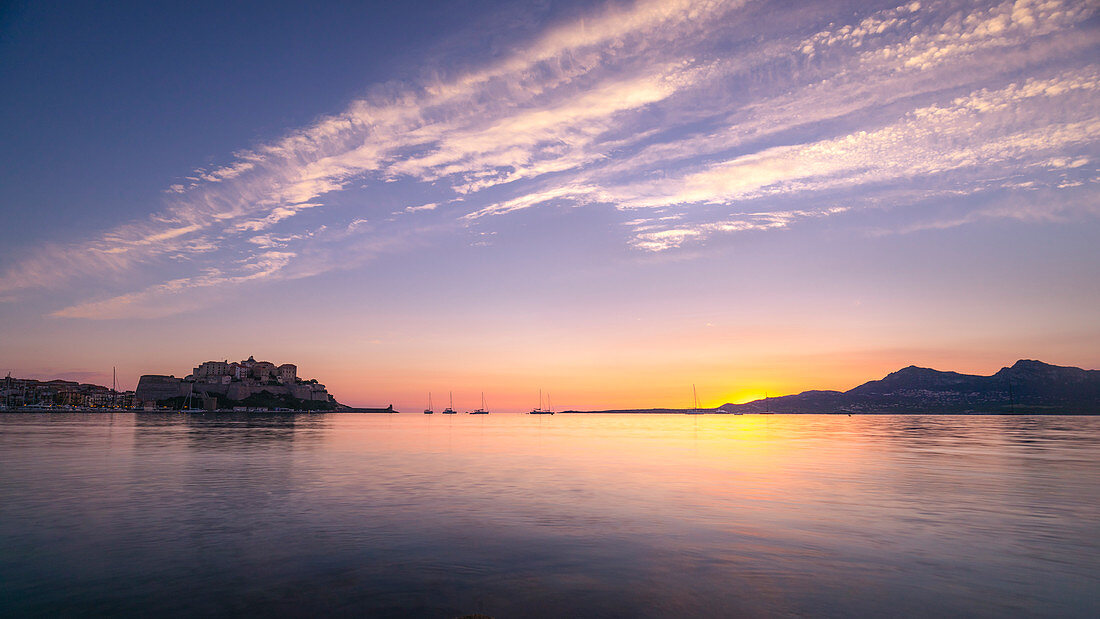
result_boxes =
[1,0,1098,410]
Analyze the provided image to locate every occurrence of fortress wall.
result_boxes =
[292,384,330,401]
[226,383,250,401]
[135,376,185,402]
[192,383,230,397]
[139,374,328,404]
[212,383,292,401]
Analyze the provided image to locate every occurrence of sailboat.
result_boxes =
[424,392,434,414]
[529,389,553,414]
[470,392,489,414]
[685,384,704,414]
[442,391,457,414]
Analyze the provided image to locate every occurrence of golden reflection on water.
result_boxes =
[1,412,1098,617]
[320,413,1100,562]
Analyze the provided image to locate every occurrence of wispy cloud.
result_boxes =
[3,0,1097,316]
[401,202,439,214]
[630,208,850,251]
[50,251,297,320]
[611,70,1100,209]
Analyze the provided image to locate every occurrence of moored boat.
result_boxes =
[442,391,457,414]
[685,384,704,414]
[529,389,554,414]
[470,392,489,414]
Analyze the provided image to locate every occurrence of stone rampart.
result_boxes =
[135,375,185,402]
[138,368,331,405]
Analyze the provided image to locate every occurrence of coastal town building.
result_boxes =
[279,364,297,384]
[1,374,136,409]
[193,360,231,379]
[2,358,334,411]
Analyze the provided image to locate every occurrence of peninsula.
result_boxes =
[135,356,340,411]
[0,357,408,412]
[562,360,1100,415]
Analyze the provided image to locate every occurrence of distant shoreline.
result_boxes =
[0,407,395,414]
[558,409,1100,415]
[2,408,1098,415]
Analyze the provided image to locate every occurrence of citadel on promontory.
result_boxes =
[136,355,337,410]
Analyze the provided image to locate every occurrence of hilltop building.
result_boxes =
[135,356,334,409]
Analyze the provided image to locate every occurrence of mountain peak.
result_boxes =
[1011,359,1052,370]
[720,359,1099,413]
[893,365,938,375]
[847,364,976,396]
[994,359,1094,383]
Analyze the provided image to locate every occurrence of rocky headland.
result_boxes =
[562,360,1100,414]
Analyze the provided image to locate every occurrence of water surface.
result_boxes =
[1,413,1097,617]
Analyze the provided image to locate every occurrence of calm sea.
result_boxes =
[1,413,1097,618]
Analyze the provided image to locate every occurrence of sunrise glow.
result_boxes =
[1,0,1098,410]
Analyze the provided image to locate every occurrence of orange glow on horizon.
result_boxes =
[25,339,1090,413]
[715,389,770,406]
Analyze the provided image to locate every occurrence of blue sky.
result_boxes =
[1,0,1098,408]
